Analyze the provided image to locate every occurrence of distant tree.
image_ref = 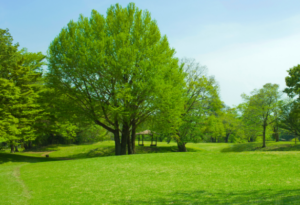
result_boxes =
[241,83,281,147]
[284,64,300,100]
[220,107,245,143]
[278,100,300,143]
[205,115,225,142]
[172,58,222,151]
[47,3,184,155]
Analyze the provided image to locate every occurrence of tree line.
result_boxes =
[1,3,300,154]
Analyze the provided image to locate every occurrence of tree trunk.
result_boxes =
[15,145,19,152]
[10,143,14,153]
[262,123,266,148]
[225,133,230,143]
[177,141,187,152]
[121,122,130,155]
[114,130,121,155]
[29,141,32,149]
[273,126,279,142]
[131,122,136,154]
[127,131,132,155]
[24,142,28,150]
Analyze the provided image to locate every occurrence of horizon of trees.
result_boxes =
[1,3,300,154]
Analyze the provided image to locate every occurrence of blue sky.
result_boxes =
[1,0,300,106]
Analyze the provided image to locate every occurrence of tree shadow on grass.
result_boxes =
[115,189,300,205]
[0,153,59,164]
[221,142,300,153]
[60,145,197,159]
[135,146,200,154]
[63,147,116,159]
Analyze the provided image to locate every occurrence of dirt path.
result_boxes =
[13,164,31,205]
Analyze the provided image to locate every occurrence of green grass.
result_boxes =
[1,141,300,204]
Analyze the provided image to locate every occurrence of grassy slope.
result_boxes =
[1,141,300,204]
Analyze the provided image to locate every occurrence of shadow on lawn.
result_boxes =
[116,189,300,205]
[60,146,195,159]
[221,142,300,153]
[0,153,58,164]
[62,147,116,159]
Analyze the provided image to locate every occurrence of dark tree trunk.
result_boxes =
[275,133,279,142]
[127,131,132,155]
[177,141,187,152]
[15,145,19,152]
[273,126,279,142]
[262,123,266,148]
[158,136,164,142]
[114,130,121,155]
[29,141,32,149]
[10,143,14,153]
[225,133,230,143]
[121,122,130,155]
[131,122,136,154]
[24,142,28,150]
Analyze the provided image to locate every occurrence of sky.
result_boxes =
[1,0,300,107]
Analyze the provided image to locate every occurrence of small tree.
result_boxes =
[278,100,300,143]
[241,83,281,147]
[173,58,222,151]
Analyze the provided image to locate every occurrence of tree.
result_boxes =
[173,58,223,151]
[206,115,225,142]
[0,28,45,152]
[220,107,245,143]
[0,78,21,152]
[278,100,300,143]
[241,83,281,147]
[47,3,184,155]
[284,64,300,100]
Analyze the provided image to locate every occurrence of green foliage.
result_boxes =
[284,64,300,99]
[76,124,109,144]
[0,78,20,143]
[205,115,225,142]
[240,83,281,147]
[0,29,46,147]
[173,58,223,150]
[47,3,184,154]
[220,107,247,142]
[278,99,300,139]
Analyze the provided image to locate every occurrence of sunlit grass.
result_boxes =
[18,152,300,204]
[2,141,300,204]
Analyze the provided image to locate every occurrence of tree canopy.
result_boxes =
[47,3,184,155]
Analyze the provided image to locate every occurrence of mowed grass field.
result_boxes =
[1,141,300,204]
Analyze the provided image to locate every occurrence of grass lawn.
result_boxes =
[1,141,300,204]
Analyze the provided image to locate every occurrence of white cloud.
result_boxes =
[196,32,300,106]
[169,13,300,107]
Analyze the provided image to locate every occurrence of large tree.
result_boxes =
[47,3,184,155]
[241,83,281,147]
